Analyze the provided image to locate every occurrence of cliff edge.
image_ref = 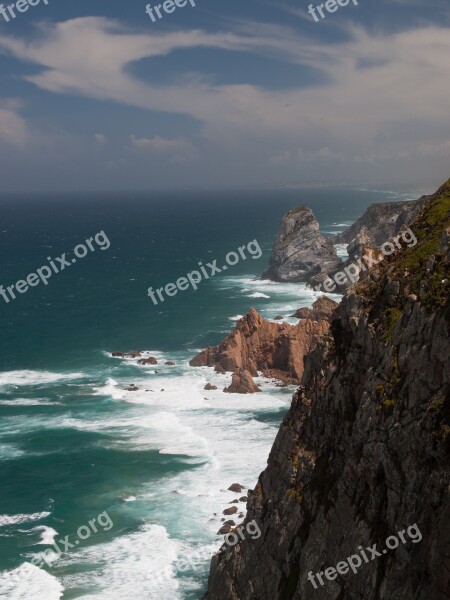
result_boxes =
[202,179,450,600]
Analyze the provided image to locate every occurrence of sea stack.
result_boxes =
[262,206,340,283]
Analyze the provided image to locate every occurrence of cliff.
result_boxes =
[190,303,335,384]
[202,180,450,600]
[335,198,423,246]
[262,206,341,283]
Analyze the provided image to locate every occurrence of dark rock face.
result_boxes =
[262,206,341,283]
[202,181,450,600]
[223,369,261,394]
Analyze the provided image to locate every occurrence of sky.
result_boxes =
[0,0,450,191]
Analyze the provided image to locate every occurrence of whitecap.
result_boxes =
[0,371,84,389]
[0,399,61,406]
[54,524,180,600]
[0,512,51,528]
[29,525,58,545]
[246,292,270,298]
[0,562,63,599]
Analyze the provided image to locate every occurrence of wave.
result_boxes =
[0,371,85,389]
[53,524,181,600]
[0,563,63,600]
[246,292,270,298]
[0,512,51,528]
[0,398,61,406]
[29,525,58,546]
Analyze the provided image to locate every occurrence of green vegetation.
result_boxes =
[393,184,450,308]
[382,308,402,341]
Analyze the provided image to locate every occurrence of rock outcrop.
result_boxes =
[291,296,338,321]
[202,179,450,600]
[335,199,423,246]
[262,206,341,283]
[223,369,261,394]
[190,306,330,383]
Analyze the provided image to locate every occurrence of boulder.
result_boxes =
[138,357,158,365]
[223,506,238,516]
[204,383,218,390]
[228,483,245,493]
[223,369,261,394]
[291,296,339,321]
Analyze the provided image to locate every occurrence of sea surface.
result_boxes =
[0,188,416,599]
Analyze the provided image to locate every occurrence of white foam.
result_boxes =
[0,443,25,459]
[228,314,244,321]
[29,526,58,545]
[55,524,180,600]
[246,292,270,298]
[0,399,60,406]
[0,371,84,388]
[92,378,125,400]
[0,512,50,528]
[0,563,63,599]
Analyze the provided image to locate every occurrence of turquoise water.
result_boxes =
[0,188,413,599]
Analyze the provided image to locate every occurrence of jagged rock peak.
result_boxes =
[262,205,340,283]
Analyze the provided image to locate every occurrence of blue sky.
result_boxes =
[0,0,450,191]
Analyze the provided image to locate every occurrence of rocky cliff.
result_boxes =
[335,198,423,246]
[262,206,341,283]
[202,179,450,600]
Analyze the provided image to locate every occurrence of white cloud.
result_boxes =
[0,17,450,183]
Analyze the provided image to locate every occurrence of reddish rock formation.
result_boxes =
[190,306,330,383]
[223,369,261,394]
[291,295,338,321]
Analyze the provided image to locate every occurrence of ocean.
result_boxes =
[0,188,416,599]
